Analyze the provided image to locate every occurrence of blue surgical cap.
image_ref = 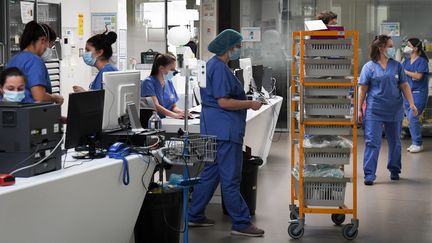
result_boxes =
[208,29,243,55]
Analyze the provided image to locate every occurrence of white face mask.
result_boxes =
[41,47,53,61]
[403,46,414,54]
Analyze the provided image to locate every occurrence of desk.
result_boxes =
[162,96,283,164]
[0,154,156,243]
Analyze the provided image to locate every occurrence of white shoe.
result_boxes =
[407,145,414,152]
[410,145,424,153]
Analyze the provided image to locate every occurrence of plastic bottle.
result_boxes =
[148,111,162,130]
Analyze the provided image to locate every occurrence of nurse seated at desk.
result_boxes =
[141,53,186,119]
[0,67,26,102]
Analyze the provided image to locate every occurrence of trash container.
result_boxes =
[134,187,183,243]
[223,152,263,216]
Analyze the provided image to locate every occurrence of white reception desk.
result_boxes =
[162,96,283,164]
[0,154,156,243]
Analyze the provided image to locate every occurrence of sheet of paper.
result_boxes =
[20,1,34,24]
[304,20,328,31]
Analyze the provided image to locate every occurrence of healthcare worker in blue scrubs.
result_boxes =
[188,29,265,237]
[6,21,63,104]
[0,67,26,102]
[73,31,118,92]
[141,53,186,119]
[402,38,429,153]
[358,35,417,186]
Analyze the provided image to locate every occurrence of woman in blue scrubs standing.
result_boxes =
[141,53,185,119]
[188,29,264,237]
[6,21,63,104]
[73,32,118,91]
[402,38,429,153]
[358,35,417,186]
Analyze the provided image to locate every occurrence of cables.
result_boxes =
[8,144,41,173]
[10,133,65,175]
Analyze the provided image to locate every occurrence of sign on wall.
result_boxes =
[380,22,400,37]
[241,27,261,42]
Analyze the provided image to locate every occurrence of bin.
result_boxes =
[223,154,263,216]
[134,187,183,243]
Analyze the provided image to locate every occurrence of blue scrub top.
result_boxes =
[359,59,408,122]
[402,57,429,93]
[89,64,118,90]
[6,51,51,103]
[141,75,179,118]
[200,56,247,144]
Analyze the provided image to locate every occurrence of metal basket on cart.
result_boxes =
[293,174,349,207]
[163,135,217,165]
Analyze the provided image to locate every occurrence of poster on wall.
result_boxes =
[380,22,400,37]
[91,13,117,71]
[20,1,34,24]
[241,27,261,42]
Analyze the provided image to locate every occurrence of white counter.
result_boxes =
[0,154,156,243]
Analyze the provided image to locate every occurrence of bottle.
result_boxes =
[148,111,162,130]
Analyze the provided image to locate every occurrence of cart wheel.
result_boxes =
[288,223,304,239]
[331,214,345,225]
[342,223,358,240]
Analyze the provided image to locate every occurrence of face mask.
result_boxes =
[163,70,175,81]
[403,46,414,54]
[41,47,53,61]
[3,90,25,102]
[83,52,97,66]
[385,47,396,59]
[229,48,241,60]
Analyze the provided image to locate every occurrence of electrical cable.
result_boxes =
[8,144,41,173]
[10,133,65,175]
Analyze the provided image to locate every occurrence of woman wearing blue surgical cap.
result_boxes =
[6,21,63,104]
[358,35,417,186]
[188,29,264,237]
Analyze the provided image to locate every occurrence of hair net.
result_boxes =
[208,29,243,55]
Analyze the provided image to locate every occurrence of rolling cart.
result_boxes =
[289,30,359,240]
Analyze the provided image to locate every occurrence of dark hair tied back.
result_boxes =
[87,31,118,60]
[370,35,391,61]
[150,53,177,76]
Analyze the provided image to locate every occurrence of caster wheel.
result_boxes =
[342,223,358,240]
[331,214,345,225]
[288,223,304,239]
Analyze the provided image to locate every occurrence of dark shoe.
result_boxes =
[390,174,400,180]
[188,218,215,227]
[364,180,374,186]
[231,224,265,237]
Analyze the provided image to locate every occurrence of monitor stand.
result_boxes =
[72,135,106,159]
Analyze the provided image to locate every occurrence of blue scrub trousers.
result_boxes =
[364,120,402,181]
[189,140,251,230]
[404,92,428,146]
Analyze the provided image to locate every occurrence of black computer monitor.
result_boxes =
[252,65,264,92]
[65,90,105,159]
[262,67,274,93]
[234,69,244,87]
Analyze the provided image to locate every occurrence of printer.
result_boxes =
[0,102,62,177]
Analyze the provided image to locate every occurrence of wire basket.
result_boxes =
[164,135,217,165]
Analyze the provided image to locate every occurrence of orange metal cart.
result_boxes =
[289,30,359,240]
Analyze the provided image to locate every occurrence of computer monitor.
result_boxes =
[234,69,244,87]
[102,70,141,131]
[239,58,252,92]
[65,90,105,159]
[252,65,264,92]
[262,67,274,93]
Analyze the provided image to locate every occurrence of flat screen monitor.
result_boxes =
[262,67,274,93]
[252,65,264,92]
[234,69,244,87]
[65,90,105,159]
[239,58,252,92]
[102,70,141,131]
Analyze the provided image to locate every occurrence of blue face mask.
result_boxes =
[83,52,97,66]
[3,90,25,102]
[163,70,175,81]
[229,48,241,60]
[385,47,396,59]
